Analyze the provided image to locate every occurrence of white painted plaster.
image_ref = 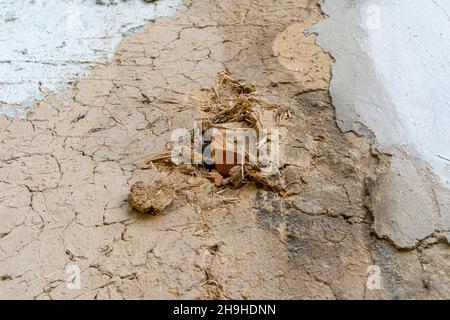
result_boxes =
[311,0,450,188]
[0,0,180,116]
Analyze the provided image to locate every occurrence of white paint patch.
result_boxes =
[0,0,181,116]
[311,0,450,187]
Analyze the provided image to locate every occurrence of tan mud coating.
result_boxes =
[0,0,448,299]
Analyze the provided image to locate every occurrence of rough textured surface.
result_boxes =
[128,181,175,214]
[0,0,181,114]
[0,0,448,299]
[371,154,441,249]
[311,0,450,250]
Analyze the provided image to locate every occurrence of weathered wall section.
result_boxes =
[0,0,180,115]
[311,0,450,249]
[0,0,448,300]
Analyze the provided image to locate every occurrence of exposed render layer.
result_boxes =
[0,0,180,115]
[0,0,448,299]
[311,0,450,249]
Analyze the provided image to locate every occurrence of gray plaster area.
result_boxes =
[0,0,180,116]
[311,0,450,248]
[0,0,448,299]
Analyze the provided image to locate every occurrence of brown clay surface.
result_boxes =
[0,0,448,299]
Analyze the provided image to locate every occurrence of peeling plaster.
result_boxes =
[0,0,448,299]
[312,0,450,248]
[0,0,181,116]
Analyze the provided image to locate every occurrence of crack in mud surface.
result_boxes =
[0,0,449,299]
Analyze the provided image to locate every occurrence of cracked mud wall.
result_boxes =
[0,0,181,115]
[0,0,449,299]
